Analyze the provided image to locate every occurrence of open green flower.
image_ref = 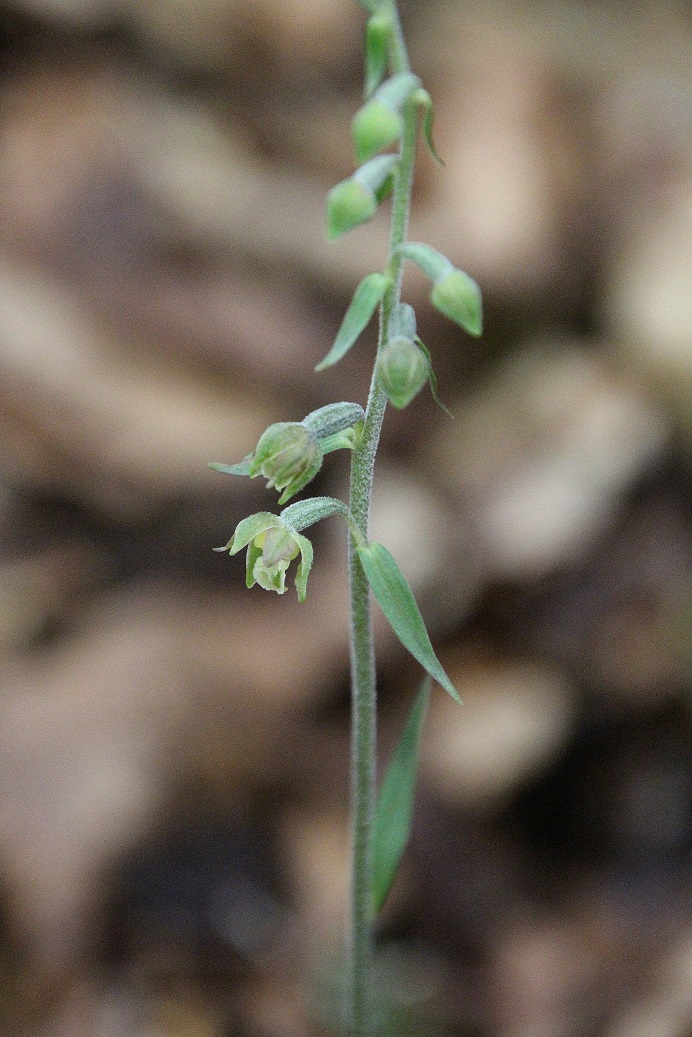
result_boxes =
[215,512,314,602]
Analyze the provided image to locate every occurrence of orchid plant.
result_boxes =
[211,2,482,1033]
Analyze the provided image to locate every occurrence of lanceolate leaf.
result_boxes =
[356,542,461,702]
[316,272,390,372]
[372,677,430,915]
[415,336,453,417]
[416,90,444,166]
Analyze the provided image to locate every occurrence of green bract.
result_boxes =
[377,335,430,409]
[316,271,390,371]
[216,512,314,602]
[249,422,323,504]
[356,540,460,702]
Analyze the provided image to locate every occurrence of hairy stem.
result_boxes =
[347,4,415,1033]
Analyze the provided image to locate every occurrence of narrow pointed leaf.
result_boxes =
[372,677,430,915]
[415,336,453,417]
[357,542,461,702]
[316,272,390,372]
[208,458,252,477]
[415,89,444,166]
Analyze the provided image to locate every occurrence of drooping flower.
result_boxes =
[249,423,323,505]
[215,512,313,602]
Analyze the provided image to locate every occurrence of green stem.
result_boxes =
[346,4,415,1033]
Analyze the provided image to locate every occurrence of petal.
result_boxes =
[229,513,281,555]
[293,532,314,603]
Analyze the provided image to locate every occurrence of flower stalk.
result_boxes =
[210,2,481,1034]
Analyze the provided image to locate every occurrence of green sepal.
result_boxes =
[352,101,402,163]
[227,512,280,555]
[292,531,313,603]
[280,495,350,533]
[414,336,453,417]
[364,14,391,99]
[327,155,398,240]
[208,458,252,477]
[372,677,430,915]
[356,541,460,702]
[400,243,483,337]
[316,272,390,371]
[245,538,263,589]
[377,336,430,409]
[413,88,444,166]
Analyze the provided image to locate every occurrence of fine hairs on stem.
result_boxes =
[210,1,482,1033]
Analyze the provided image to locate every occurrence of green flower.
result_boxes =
[215,512,314,602]
[249,422,323,504]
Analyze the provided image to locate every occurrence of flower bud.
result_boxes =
[352,74,422,162]
[399,243,483,338]
[377,336,430,409]
[352,100,403,162]
[249,422,322,503]
[327,155,398,240]
[430,268,483,337]
[327,179,377,239]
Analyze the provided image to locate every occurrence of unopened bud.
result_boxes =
[250,422,322,503]
[352,73,421,161]
[377,336,430,409]
[352,100,403,162]
[430,269,483,337]
[327,179,377,239]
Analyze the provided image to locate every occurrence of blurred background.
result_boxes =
[0,0,690,1033]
